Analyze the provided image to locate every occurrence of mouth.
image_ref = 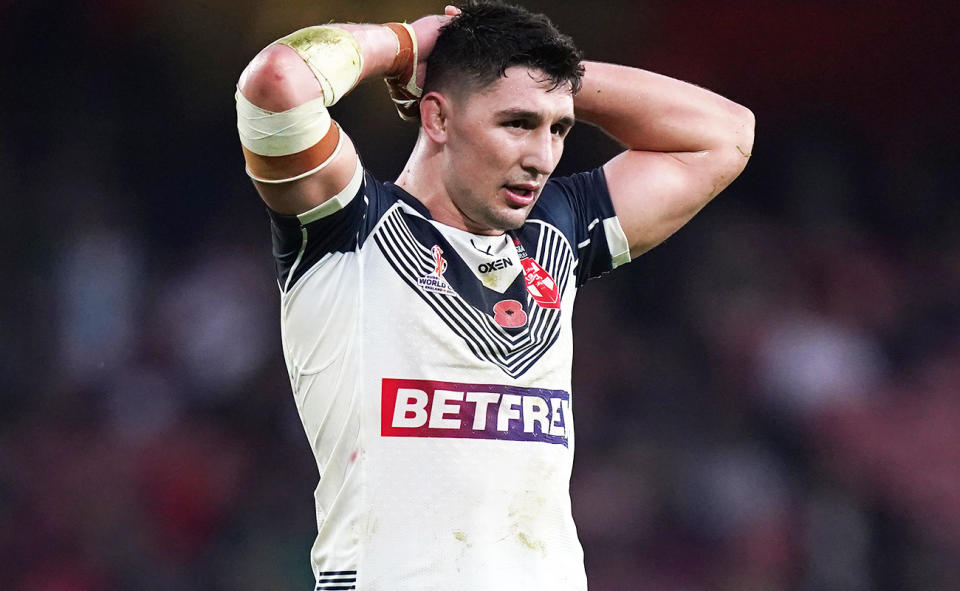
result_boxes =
[502,183,540,207]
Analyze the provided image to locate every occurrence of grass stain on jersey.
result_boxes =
[517,531,546,553]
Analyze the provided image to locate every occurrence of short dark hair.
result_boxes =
[423,1,584,99]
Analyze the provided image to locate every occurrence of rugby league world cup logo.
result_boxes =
[417,245,457,296]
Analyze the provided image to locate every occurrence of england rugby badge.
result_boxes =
[417,245,457,296]
[512,236,561,309]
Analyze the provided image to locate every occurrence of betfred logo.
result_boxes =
[381,379,570,447]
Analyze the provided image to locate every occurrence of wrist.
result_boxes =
[383,22,417,81]
[381,22,422,121]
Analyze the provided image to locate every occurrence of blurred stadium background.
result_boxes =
[3,0,959,589]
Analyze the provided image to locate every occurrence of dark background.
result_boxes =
[3,1,960,589]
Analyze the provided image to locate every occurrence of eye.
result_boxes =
[504,119,527,129]
[551,124,569,137]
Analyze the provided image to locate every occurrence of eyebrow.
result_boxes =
[495,108,576,129]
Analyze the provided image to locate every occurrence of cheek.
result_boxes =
[449,126,516,187]
[463,139,507,179]
[484,134,522,170]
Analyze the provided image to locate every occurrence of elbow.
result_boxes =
[705,106,755,199]
[724,103,757,158]
[720,104,755,180]
[237,44,321,111]
[732,104,755,162]
[740,107,757,150]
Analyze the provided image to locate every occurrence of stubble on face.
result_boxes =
[439,68,575,235]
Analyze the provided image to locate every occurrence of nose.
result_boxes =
[521,128,559,178]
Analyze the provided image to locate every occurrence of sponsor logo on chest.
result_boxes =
[477,257,514,274]
[381,378,571,446]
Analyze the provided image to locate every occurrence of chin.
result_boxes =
[498,200,538,229]
[491,210,528,232]
[468,204,532,234]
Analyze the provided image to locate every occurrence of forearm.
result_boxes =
[329,24,403,84]
[579,61,754,257]
[574,61,754,157]
[239,23,404,112]
[235,12,451,212]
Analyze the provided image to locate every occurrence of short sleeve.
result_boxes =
[267,162,391,292]
[539,168,631,286]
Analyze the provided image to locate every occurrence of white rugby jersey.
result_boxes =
[268,161,631,591]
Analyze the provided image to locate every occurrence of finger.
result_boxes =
[444,5,461,16]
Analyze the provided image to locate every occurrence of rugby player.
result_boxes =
[236,2,753,589]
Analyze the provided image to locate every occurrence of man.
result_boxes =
[236,2,753,589]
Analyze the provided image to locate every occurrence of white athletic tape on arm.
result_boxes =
[245,125,344,185]
[275,26,364,107]
[398,23,420,97]
[383,22,421,121]
[236,91,332,157]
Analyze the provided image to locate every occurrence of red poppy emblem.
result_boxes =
[493,299,527,328]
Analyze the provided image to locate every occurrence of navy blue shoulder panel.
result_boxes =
[529,167,619,286]
[267,169,397,290]
[267,167,619,290]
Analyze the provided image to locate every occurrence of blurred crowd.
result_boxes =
[2,1,959,590]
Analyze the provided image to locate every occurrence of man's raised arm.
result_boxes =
[574,62,755,257]
[236,8,458,215]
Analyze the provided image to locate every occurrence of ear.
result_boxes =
[419,91,449,144]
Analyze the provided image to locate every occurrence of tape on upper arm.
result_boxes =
[236,90,343,183]
[236,26,365,182]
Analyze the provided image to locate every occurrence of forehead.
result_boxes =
[462,66,575,118]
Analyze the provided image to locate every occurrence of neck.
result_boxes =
[396,132,499,235]
[395,131,448,214]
